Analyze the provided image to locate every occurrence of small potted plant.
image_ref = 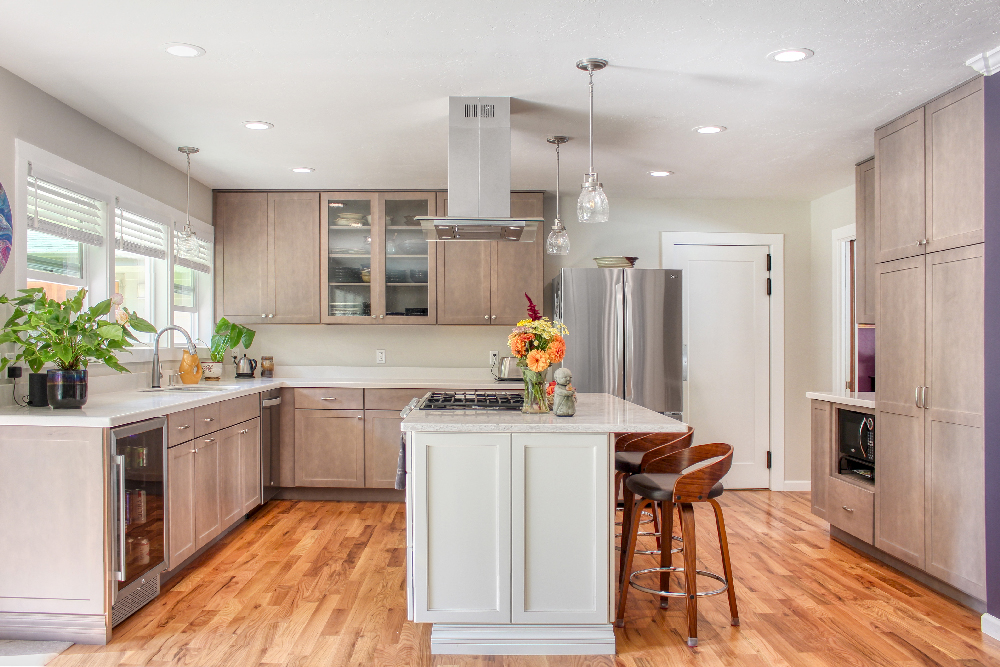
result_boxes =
[0,288,156,408]
[203,317,255,381]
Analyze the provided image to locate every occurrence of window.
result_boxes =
[172,228,213,347]
[114,206,168,344]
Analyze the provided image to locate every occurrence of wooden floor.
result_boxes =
[51,492,1000,667]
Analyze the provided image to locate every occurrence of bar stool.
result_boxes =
[614,429,693,560]
[616,443,739,647]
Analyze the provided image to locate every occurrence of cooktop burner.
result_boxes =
[417,391,524,411]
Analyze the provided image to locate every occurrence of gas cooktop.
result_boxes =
[416,391,524,411]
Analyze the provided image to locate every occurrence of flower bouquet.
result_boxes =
[507,294,568,413]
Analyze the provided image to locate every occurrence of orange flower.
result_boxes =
[546,381,556,396]
[526,349,550,372]
[546,335,566,363]
[510,335,527,357]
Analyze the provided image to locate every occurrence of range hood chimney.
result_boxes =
[417,96,541,242]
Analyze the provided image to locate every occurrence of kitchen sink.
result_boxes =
[140,385,238,393]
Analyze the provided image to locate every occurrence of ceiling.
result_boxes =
[0,1,997,201]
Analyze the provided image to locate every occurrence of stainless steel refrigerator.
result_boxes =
[553,268,682,415]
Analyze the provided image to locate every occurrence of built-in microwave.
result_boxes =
[838,409,875,481]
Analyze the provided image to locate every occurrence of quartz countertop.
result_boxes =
[402,393,688,433]
[806,391,876,409]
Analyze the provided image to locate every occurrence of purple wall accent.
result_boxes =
[984,74,1000,616]
[857,327,875,392]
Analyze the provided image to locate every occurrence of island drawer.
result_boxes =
[294,388,363,410]
[827,476,874,544]
[194,402,222,437]
[220,393,260,429]
[167,409,195,447]
[364,388,435,411]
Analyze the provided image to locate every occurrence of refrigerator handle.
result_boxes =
[617,274,627,400]
[115,454,126,583]
[682,344,688,382]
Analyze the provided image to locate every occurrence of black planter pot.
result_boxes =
[47,369,88,409]
[27,372,49,407]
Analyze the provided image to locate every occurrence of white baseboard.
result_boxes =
[982,613,1000,641]
[430,623,616,655]
[779,480,812,492]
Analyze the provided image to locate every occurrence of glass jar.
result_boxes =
[521,369,550,414]
[260,355,274,378]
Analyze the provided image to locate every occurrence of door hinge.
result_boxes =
[766,278,772,296]
[766,451,772,469]
[766,253,771,272]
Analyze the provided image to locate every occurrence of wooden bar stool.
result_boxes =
[616,443,739,647]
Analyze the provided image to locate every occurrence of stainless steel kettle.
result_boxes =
[233,354,258,378]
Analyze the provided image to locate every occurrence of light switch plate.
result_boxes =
[489,351,499,367]
[376,349,386,364]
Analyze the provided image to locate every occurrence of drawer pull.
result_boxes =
[190,449,197,454]
[320,397,338,401]
[203,417,215,422]
[240,429,249,434]
[842,506,854,513]
[177,424,190,430]
[357,415,363,419]
[203,437,216,443]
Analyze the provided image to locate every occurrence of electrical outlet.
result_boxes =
[376,349,386,364]
[489,351,499,367]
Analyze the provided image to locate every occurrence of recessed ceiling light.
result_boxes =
[244,121,273,130]
[767,48,814,63]
[694,125,726,134]
[649,171,673,177]
[291,167,314,173]
[165,43,205,58]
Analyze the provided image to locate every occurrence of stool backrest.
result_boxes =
[640,429,693,471]
[645,442,734,503]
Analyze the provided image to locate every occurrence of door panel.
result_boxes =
[269,192,320,323]
[623,269,682,413]
[875,109,926,263]
[810,401,831,520]
[194,435,221,549]
[294,409,365,487]
[216,192,268,323]
[674,244,771,489]
[491,192,544,325]
[436,241,492,324]
[856,159,876,324]
[218,426,242,529]
[167,444,196,567]
[240,418,262,513]
[365,410,405,488]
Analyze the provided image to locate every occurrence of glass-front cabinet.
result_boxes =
[321,192,436,324]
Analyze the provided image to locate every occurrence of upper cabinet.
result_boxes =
[855,158,876,325]
[215,192,320,324]
[874,108,926,263]
[436,191,544,325]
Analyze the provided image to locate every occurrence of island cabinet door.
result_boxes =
[511,433,610,624]
[411,432,512,623]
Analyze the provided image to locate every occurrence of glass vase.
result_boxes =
[521,369,550,414]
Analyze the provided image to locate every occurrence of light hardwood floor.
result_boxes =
[52,492,1000,666]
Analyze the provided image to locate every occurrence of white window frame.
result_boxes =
[832,224,857,396]
[14,140,213,364]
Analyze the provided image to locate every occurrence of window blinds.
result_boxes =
[115,207,167,260]
[173,229,212,274]
[26,175,105,247]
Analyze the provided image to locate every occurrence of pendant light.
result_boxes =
[546,135,571,255]
[176,146,200,256]
[576,58,609,224]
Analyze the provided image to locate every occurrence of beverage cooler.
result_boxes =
[110,417,167,627]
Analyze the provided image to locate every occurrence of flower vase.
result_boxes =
[521,369,550,414]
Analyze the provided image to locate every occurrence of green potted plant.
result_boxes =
[203,317,255,381]
[0,287,156,408]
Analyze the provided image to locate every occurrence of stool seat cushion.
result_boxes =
[614,451,644,475]
[626,473,724,502]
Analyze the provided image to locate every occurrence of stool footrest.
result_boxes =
[628,566,729,598]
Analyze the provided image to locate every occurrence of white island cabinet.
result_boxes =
[402,393,687,656]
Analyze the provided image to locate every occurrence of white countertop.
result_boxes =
[0,371,523,428]
[806,391,876,409]
[402,393,688,433]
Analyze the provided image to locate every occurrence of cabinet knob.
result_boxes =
[916,239,928,246]
[269,314,274,318]
[484,315,489,320]
[491,315,496,320]
[190,449,197,454]
[261,314,266,318]
[842,506,854,513]
[357,415,363,419]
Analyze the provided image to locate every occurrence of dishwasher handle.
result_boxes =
[261,397,282,407]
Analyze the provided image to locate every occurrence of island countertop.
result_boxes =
[401,392,687,433]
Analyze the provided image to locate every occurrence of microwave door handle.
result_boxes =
[115,454,126,583]
[857,420,868,460]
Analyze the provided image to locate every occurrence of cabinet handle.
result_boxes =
[842,506,854,513]
[240,429,249,434]
[922,386,928,408]
[484,315,489,320]
[379,314,384,319]
[357,415,363,419]
[269,314,274,318]
[261,313,266,318]
[491,315,496,320]
[190,449,197,454]
[915,387,921,408]
[203,437,216,443]
[203,417,215,422]
[320,397,338,401]
[916,239,928,246]
[177,424,190,430]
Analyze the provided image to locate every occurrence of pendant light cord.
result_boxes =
[588,69,595,174]
[185,152,191,228]
[555,142,561,222]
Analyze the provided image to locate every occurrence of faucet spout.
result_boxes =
[151,326,197,388]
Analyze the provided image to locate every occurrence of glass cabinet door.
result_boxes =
[381,193,436,323]
[322,193,379,323]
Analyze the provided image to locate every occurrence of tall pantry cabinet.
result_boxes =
[872,76,986,600]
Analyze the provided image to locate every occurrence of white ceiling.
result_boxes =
[0,0,997,201]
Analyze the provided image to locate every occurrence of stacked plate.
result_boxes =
[333,212,369,227]
[594,256,639,268]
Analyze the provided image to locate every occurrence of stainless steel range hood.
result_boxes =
[417,97,541,242]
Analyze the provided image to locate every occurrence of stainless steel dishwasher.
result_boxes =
[260,389,282,502]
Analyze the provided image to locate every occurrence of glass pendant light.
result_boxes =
[546,135,571,255]
[176,146,200,256]
[576,58,609,224]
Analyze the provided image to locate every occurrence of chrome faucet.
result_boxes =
[151,326,197,388]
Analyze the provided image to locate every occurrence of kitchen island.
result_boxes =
[401,393,687,655]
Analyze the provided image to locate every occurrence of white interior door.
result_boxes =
[674,244,771,489]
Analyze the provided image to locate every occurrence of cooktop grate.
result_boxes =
[417,391,524,411]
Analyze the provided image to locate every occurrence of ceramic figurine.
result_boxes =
[553,367,577,417]
[178,350,203,384]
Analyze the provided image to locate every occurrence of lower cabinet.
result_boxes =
[193,434,222,549]
[810,401,831,520]
[294,409,365,487]
[240,419,262,513]
[168,444,197,566]
[364,410,406,488]
[219,427,243,529]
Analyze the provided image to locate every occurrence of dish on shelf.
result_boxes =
[594,256,639,268]
[328,247,369,255]
[386,269,409,283]
[405,307,429,316]
[329,266,363,283]
[394,238,427,255]
[409,269,428,283]
[361,268,371,283]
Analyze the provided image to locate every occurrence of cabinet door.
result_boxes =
[511,433,608,624]
[491,192,544,325]
[364,410,404,488]
[382,192,437,324]
[874,256,925,567]
[268,192,320,323]
[810,400,831,520]
[321,192,380,324]
[412,432,511,623]
[925,78,985,254]
[194,434,221,549]
[215,192,269,323]
[855,159,876,324]
[218,426,243,529]
[875,108,926,263]
[436,241,492,324]
[167,444,196,567]
[240,418,262,513]
[924,244,985,598]
[294,409,365,487]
